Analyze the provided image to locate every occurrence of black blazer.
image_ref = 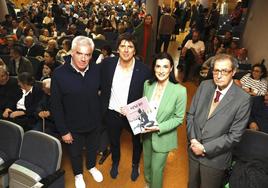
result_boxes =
[100,57,151,116]
[10,83,44,117]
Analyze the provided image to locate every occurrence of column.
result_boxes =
[0,0,9,22]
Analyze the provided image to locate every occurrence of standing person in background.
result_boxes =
[187,54,251,188]
[133,14,155,66]
[142,52,187,188]
[51,36,103,188]
[156,7,176,53]
[100,33,151,181]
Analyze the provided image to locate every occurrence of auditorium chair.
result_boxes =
[0,120,24,188]
[8,130,65,188]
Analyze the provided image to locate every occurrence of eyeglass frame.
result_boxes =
[212,69,233,76]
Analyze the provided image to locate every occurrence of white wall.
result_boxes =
[242,0,268,67]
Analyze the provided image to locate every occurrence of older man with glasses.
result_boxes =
[187,54,251,188]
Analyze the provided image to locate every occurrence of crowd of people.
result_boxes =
[0,0,267,188]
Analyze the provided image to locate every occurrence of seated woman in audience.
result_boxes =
[36,50,62,80]
[142,52,187,188]
[248,91,268,133]
[205,35,222,59]
[2,72,44,131]
[96,45,115,64]
[238,63,267,96]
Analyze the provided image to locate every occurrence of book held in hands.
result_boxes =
[122,97,155,135]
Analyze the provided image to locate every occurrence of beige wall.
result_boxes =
[242,0,268,67]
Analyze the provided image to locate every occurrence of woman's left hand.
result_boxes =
[143,125,160,133]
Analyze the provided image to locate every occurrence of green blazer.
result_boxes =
[143,80,187,152]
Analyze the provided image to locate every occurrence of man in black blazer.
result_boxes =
[100,33,151,181]
[187,54,251,188]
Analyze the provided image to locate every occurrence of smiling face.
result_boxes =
[154,58,173,84]
[118,40,136,64]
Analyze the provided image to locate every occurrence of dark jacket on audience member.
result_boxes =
[0,77,21,117]
[51,62,102,136]
[249,96,268,134]
[7,56,33,76]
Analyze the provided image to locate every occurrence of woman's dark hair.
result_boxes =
[148,52,177,85]
[18,72,35,86]
[251,63,267,79]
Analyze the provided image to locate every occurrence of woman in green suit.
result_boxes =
[142,52,187,188]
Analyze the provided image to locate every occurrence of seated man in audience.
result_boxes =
[0,63,21,118]
[2,72,44,131]
[7,45,33,76]
[24,36,45,58]
[180,30,205,82]
[248,92,268,134]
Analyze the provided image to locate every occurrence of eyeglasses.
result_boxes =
[212,69,233,76]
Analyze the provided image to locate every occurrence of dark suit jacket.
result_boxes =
[7,56,33,76]
[26,44,45,58]
[187,80,251,170]
[100,57,151,116]
[249,96,268,134]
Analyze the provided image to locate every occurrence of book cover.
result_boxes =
[122,97,155,135]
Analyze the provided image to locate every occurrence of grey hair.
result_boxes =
[211,53,238,70]
[71,36,95,51]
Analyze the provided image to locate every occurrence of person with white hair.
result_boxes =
[51,36,103,188]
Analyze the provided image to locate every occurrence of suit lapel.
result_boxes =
[208,83,236,119]
[156,82,173,120]
[204,83,216,121]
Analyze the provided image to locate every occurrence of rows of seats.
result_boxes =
[0,120,64,188]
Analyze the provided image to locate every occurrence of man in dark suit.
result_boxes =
[100,33,151,181]
[24,36,44,58]
[187,54,251,188]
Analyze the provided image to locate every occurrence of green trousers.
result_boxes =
[143,134,168,188]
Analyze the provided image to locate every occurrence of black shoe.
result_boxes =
[99,149,111,165]
[110,164,118,179]
[131,164,140,181]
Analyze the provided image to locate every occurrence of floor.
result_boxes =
[62,33,198,188]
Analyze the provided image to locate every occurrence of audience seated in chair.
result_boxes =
[238,63,267,96]
[2,72,44,131]
[7,45,33,76]
[0,64,21,119]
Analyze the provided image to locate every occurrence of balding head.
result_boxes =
[24,36,34,47]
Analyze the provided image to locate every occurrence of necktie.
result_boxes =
[214,91,221,103]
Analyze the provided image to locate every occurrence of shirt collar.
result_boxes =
[216,80,233,96]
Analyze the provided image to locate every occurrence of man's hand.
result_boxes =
[190,139,205,156]
[249,122,259,131]
[2,108,12,118]
[62,133,73,144]
[9,111,25,118]
[38,111,50,118]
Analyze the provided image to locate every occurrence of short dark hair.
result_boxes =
[251,63,267,79]
[18,72,35,86]
[148,52,177,85]
[116,33,137,53]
